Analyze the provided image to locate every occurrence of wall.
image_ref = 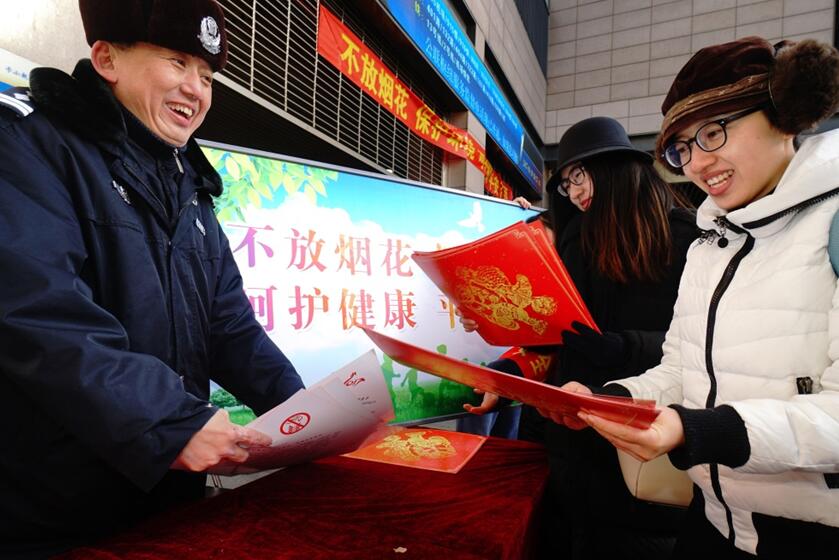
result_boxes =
[463,0,549,143]
[0,0,88,71]
[545,0,837,144]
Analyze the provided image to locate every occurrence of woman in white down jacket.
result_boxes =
[554,36,839,558]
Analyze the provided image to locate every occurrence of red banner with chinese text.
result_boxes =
[317,6,514,200]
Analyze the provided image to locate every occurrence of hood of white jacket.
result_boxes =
[696,128,839,239]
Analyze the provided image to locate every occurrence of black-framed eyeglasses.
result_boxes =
[662,105,763,168]
[556,165,586,197]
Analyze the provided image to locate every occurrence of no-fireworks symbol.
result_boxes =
[280,412,311,435]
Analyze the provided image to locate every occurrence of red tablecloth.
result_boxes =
[60,437,548,559]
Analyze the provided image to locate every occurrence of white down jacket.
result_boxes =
[615,129,839,554]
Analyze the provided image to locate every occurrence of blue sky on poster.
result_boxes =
[253,167,530,238]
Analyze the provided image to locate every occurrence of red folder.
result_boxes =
[412,220,597,346]
[344,428,486,474]
[363,328,659,430]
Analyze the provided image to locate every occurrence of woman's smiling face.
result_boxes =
[677,109,795,210]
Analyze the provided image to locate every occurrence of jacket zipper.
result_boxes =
[698,186,839,539]
[119,160,171,230]
[173,148,184,174]
[704,232,755,545]
[122,157,183,371]
[741,187,839,229]
[167,149,187,376]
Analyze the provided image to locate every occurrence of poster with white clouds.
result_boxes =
[201,141,538,424]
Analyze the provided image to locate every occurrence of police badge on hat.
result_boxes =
[198,16,221,55]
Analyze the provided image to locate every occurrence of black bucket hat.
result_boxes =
[548,116,651,191]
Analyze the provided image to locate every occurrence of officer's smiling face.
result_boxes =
[106,42,213,146]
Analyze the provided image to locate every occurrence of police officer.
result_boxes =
[0,1,304,556]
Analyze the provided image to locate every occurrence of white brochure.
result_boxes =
[211,350,394,475]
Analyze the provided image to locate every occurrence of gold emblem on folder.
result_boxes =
[455,265,557,334]
[376,431,456,461]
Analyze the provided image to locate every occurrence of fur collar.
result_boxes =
[28,59,222,195]
[30,60,126,150]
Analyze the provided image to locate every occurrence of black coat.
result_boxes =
[0,61,303,555]
[532,204,698,558]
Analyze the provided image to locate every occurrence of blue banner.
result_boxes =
[384,0,543,194]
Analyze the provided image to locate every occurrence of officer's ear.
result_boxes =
[90,40,121,84]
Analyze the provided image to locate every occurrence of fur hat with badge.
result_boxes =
[78,0,228,72]
[657,36,839,174]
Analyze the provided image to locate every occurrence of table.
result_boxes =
[60,437,549,559]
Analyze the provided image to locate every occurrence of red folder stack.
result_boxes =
[363,328,660,429]
[412,220,597,346]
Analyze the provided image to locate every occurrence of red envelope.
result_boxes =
[364,328,659,430]
[344,428,486,474]
[412,220,597,346]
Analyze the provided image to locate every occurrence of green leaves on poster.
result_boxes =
[201,147,338,223]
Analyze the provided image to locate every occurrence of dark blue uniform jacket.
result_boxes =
[0,60,303,554]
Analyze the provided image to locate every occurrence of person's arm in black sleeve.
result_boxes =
[584,379,749,470]
[561,323,627,369]
[620,328,667,376]
[582,388,750,470]
[667,405,750,469]
[206,230,305,415]
[561,322,667,386]
[0,134,215,492]
[592,383,632,397]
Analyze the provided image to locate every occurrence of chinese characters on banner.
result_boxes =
[231,222,434,335]
[316,6,515,201]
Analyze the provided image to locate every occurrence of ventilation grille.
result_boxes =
[218,0,444,185]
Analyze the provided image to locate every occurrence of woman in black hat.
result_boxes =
[531,116,698,559]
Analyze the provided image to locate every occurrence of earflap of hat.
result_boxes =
[769,39,839,135]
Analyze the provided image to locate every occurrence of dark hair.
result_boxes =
[551,152,677,283]
[536,210,553,229]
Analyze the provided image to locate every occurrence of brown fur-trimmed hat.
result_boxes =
[78,0,228,72]
[657,36,839,174]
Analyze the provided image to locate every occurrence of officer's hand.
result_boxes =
[171,409,271,472]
